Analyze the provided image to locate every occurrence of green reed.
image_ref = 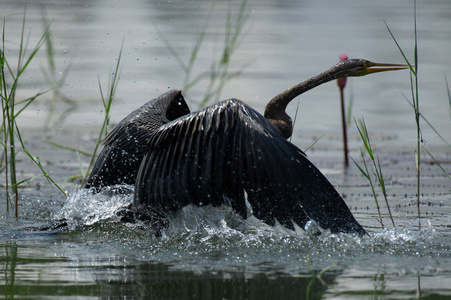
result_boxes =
[292,255,338,300]
[352,118,395,229]
[446,74,451,117]
[40,10,76,129]
[160,0,249,108]
[402,94,451,179]
[43,38,121,185]
[1,14,48,215]
[1,13,65,217]
[385,0,421,229]
[81,44,123,187]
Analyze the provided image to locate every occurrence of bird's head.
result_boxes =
[265,58,409,140]
[336,59,409,78]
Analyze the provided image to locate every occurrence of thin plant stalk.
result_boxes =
[210,0,249,105]
[1,13,65,217]
[46,141,91,157]
[423,146,451,179]
[446,74,451,118]
[289,99,301,143]
[401,91,451,178]
[412,0,421,230]
[337,52,349,168]
[339,85,349,167]
[289,97,324,149]
[1,19,10,211]
[374,154,395,227]
[402,93,451,149]
[303,135,325,153]
[158,0,249,109]
[1,13,46,215]
[352,149,384,228]
[40,10,74,129]
[81,43,123,187]
[353,118,395,228]
[385,0,421,229]
[292,255,339,299]
[401,79,451,181]
[46,141,92,182]
[13,124,65,194]
[199,0,249,108]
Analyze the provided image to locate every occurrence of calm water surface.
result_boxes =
[1,0,451,299]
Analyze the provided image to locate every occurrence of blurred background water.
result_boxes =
[1,0,451,298]
[4,0,451,145]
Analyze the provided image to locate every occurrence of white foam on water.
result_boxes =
[52,188,449,267]
[54,185,134,228]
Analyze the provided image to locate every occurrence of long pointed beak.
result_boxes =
[366,62,409,74]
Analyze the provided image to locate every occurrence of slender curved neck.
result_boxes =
[265,64,345,118]
[263,62,351,139]
[263,59,407,139]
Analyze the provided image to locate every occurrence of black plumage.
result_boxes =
[133,97,366,235]
[84,89,190,190]
[86,59,408,235]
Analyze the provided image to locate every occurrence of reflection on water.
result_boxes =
[2,183,451,298]
[1,241,334,299]
[1,0,451,298]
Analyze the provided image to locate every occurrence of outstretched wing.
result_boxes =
[84,89,190,190]
[134,99,366,235]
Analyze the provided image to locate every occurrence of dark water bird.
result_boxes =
[85,90,190,190]
[85,59,407,236]
[337,53,350,167]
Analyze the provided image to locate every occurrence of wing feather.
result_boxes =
[84,89,189,190]
[134,99,366,235]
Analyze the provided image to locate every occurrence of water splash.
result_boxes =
[54,185,133,229]
[52,187,449,270]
